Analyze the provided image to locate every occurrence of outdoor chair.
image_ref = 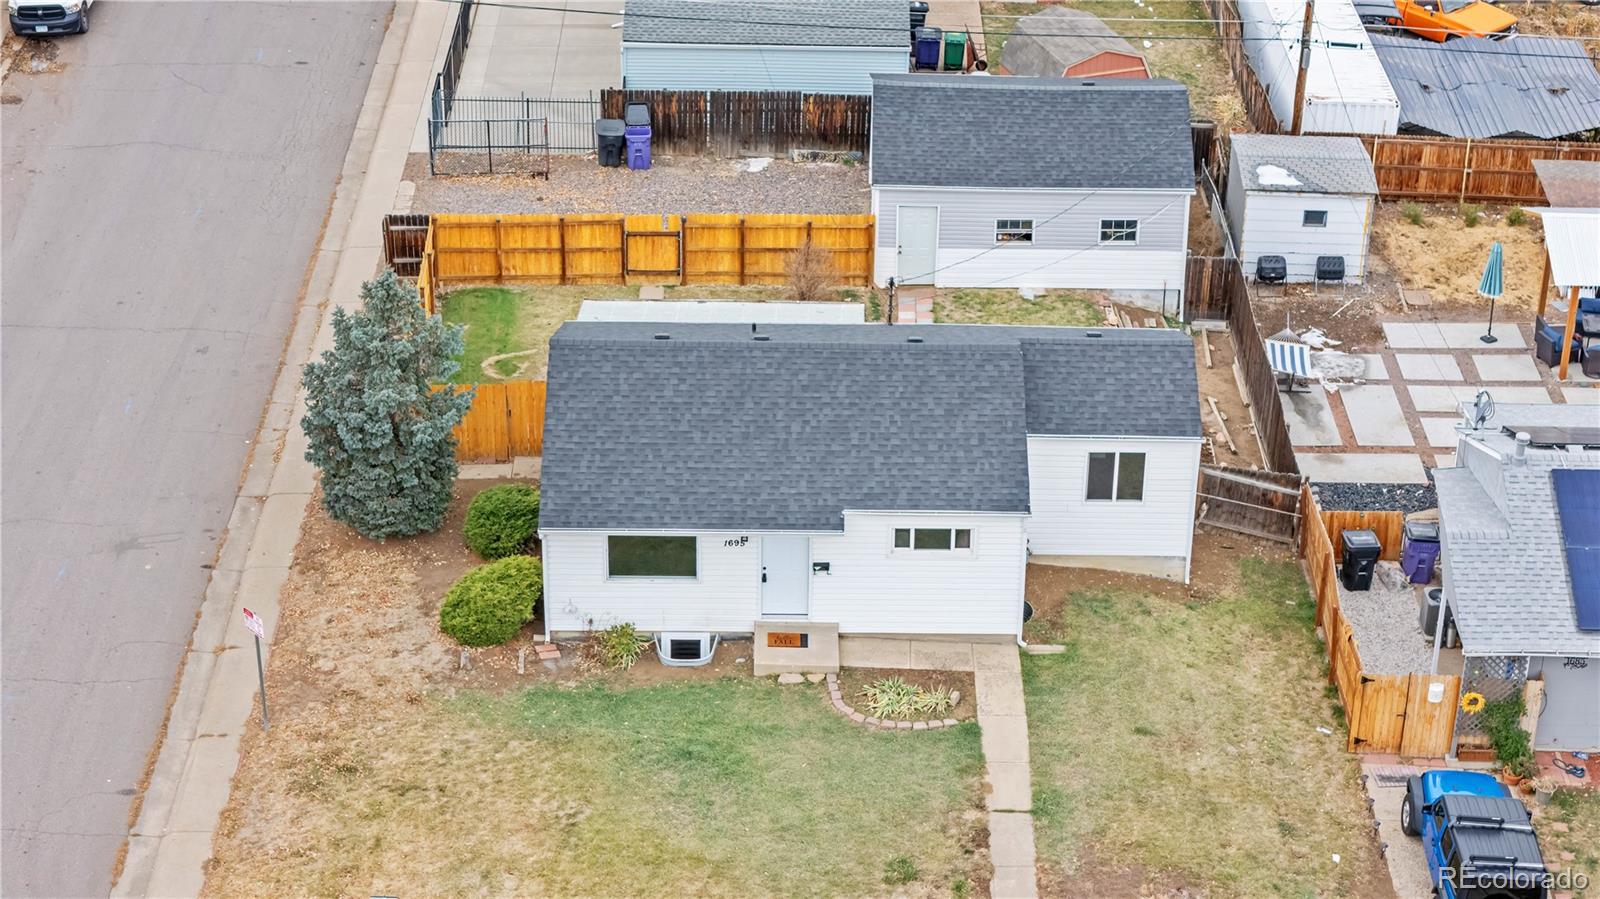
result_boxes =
[1312,256,1345,295]
[1534,315,1585,369]
[1577,295,1600,338]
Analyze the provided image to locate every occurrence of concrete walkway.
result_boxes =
[838,638,1039,898]
[455,0,621,98]
[110,4,453,896]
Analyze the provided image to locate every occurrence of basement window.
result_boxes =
[893,527,973,551]
[1303,210,1329,228]
[608,535,697,578]
[995,219,1035,243]
[1086,452,1147,502]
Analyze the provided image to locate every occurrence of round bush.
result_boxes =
[463,484,540,560]
[440,556,542,646]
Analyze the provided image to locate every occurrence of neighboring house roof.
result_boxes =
[1534,159,1600,209]
[621,0,906,48]
[1230,134,1378,196]
[1000,6,1140,77]
[869,74,1193,190]
[577,300,866,324]
[1372,34,1600,140]
[1435,404,1600,658]
[540,322,1201,531]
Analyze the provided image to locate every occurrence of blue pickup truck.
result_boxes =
[1402,770,1551,899]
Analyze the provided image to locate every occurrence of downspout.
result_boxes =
[538,528,551,643]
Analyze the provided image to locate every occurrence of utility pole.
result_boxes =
[1290,0,1315,134]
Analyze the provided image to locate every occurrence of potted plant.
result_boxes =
[1533,776,1557,805]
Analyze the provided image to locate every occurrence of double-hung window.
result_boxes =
[1085,452,1146,502]
[995,219,1034,244]
[1099,219,1139,243]
[607,535,697,578]
[893,527,973,551]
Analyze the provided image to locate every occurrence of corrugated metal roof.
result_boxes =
[1530,208,1600,287]
[1534,159,1600,209]
[1372,34,1600,139]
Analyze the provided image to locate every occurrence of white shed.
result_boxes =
[1236,0,1400,135]
[1225,134,1378,283]
[620,0,909,96]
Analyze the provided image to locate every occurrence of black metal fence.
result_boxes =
[437,93,602,153]
[429,117,552,177]
[433,0,476,123]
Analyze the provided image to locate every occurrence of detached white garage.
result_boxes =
[1225,134,1378,284]
[621,0,909,95]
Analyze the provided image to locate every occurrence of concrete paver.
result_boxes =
[1407,384,1552,413]
[979,714,1030,764]
[1341,385,1415,446]
[1356,353,1390,380]
[839,636,913,669]
[1383,321,1526,350]
[1296,453,1431,484]
[1395,353,1464,382]
[1471,353,1541,382]
[1433,453,1457,469]
[976,671,1028,715]
[1283,389,1341,445]
[1420,417,1464,448]
[1563,387,1600,404]
[972,646,1038,897]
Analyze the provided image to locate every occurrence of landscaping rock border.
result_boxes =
[822,672,966,731]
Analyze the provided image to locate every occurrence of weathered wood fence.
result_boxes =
[1202,0,1281,135]
[1195,465,1304,542]
[1300,484,1459,756]
[1339,135,1600,206]
[1320,506,1408,562]
[436,380,546,462]
[400,212,874,294]
[600,89,872,157]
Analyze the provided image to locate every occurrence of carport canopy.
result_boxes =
[1530,207,1600,379]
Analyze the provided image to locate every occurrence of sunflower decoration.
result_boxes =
[1460,692,1487,714]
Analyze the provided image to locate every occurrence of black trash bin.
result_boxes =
[594,118,625,167]
[1339,529,1382,591]
[910,1,929,35]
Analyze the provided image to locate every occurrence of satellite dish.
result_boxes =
[1472,390,1495,429]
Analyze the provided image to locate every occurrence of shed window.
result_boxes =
[608,535,697,578]
[893,527,972,551]
[1303,210,1329,228]
[995,219,1034,243]
[1086,452,1146,502]
[1099,219,1139,243]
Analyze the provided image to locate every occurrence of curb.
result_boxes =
[110,4,451,895]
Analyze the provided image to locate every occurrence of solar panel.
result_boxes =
[1552,469,1600,631]
[1510,426,1600,448]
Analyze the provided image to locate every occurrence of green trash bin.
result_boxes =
[943,31,967,70]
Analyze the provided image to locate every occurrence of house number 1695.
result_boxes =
[723,537,749,547]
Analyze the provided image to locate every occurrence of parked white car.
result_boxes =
[9,0,92,36]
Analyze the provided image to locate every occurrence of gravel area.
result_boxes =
[1314,481,1438,513]
[1337,562,1434,675]
[407,153,871,215]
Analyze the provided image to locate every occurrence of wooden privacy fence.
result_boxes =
[1300,485,1460,756]
[601,89,872,157]
[1195,465,1304,543]
[1320,506,1408,562]
[1338,135,1600,206]
[419,212,874,287]
[435,380,546,462]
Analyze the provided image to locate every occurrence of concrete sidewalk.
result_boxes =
[110,3,453,895]
[455,0,621,97]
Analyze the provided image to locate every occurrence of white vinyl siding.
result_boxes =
[1026,436,1200,566]
[1230,187,1374,283]
[1527,655,1600,751]
[621,43,908,94]
[543,530,762,633]
[873,186,1189,296]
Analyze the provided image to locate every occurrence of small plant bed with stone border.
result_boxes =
[831,667,977,728]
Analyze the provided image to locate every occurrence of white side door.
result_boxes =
[760,536,810,617]
[896,205,939,285]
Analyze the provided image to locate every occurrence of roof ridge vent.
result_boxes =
[753,334,771,342]
[906,336,924,344]
[1084,331,1104,338]
[653,333,670,340]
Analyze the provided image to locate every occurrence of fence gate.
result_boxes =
[1195,465,1303,543]
[623,214,683,282]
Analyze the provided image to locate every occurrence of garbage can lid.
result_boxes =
[1341,529,1382,551]
[624,103,651,127]
[595,118,625,136]
[1404,520,1440,543]
[915,26,942,40]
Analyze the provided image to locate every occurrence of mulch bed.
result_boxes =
[835,667,977,723]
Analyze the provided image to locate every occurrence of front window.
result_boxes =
[1086,452,1146,501]
[893,527,972,551]
[607,535,697,578]
[1303,210,1328,227]
[995,219,1034,243]
[1099,219,1138,243]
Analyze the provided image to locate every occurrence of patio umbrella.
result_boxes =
[1478,241,1504,344]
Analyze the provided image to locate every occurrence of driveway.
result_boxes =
[0,3,385,895]
[455,0,621,97]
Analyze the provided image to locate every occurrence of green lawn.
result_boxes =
[1542,790,1600,897]
[1023,559,1389,896]
[933,288,1103,327]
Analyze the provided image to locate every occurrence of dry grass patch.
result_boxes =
[1542,789,1600,895]
[934,288,1105,327]
[1023,555,1394,897]
[1370,200,1548,317]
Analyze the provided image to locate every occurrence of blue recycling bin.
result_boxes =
[625,128,651,170]
[914,26,942,70]
[1401,520,1440,584]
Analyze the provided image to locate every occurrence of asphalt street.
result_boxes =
[1,3,388,895]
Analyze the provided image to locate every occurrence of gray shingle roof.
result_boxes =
[622,0,906,48]
[1230,134,1378,196]
[1435,404,1600,658]
[1000,7,1137,77]
[1372,34,1600,140]
[540,322,1200,531]
[870,74,1193,190]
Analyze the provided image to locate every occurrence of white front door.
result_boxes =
[897,205,939,285]
[760,536,810,617]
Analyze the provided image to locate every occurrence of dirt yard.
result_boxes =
[407,153,871,215]
[1194,328,1266,469]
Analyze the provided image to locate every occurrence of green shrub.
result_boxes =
[1402,202,1425,226]
[463,484,540,559]
[1507,206,1527,227]
[439,556,541,646]
[1461,203,1483,227]
[1481,694,1536,778]
[588,622,651,670]
[858,676,955,720]
[882,856,919,885]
